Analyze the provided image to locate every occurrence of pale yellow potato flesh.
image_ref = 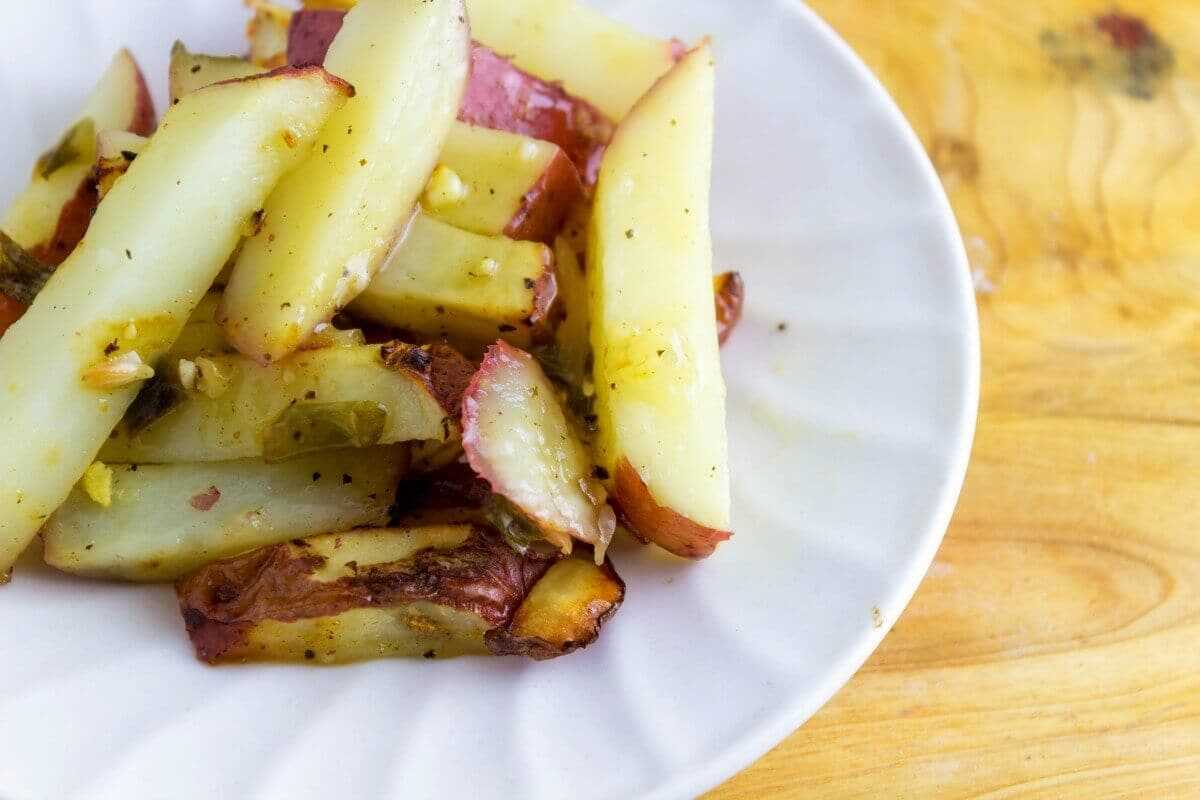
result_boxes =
[100,344,457,464]
[43,446,408,582]
[351,211,553,351]
[587,44,730,531]
[246,0,293,68]
[168,42,262,105]
[465,0,677,120]
[220,0,470,364]
[425,123,565,236]
[0,69,350,575]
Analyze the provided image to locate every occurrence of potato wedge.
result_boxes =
[465,0,678,121]
[177,525,623,663]
[350,212,555,353]
[220,0,470,364]
[100,342,471,464]
[587,45,731,558]
[0,68,352,577]
[44,447,408,582]
[462,341,612,559]
[2,49,154,262]
[426,124,582,243]
[169,41,262,105]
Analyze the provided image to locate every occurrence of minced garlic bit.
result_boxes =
[194,357,230,399]
[422,165,469,208]
[177,358,199,391]
[83,351,154,390]
[476,257,500,278]
[82,462,114,507]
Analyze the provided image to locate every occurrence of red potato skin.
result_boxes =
[460,43,613,178]
[128,57,157,137]
[0,295,24,337]
[610,458,731,559]
[286,10,613,177]
[504,148,584,244]
[29,177,99,267]
[287,9,346,68]
[714,270,745,346]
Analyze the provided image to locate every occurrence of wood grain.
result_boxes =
[709,1,1200,796]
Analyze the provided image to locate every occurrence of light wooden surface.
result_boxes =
[710,1,1200,797]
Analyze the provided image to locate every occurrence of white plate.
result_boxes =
[0,1,978,798]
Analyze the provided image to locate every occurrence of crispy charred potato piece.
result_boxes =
[169,41,262,105]
[714,271,745,346]
[43,446,408,582]
[0,67,352,576]
[0,230,54,307]
[350,212,556,354]
[485,555,624,660]
[177,524,623,663]
[588,45,731,558]
[100,342,471,464]
[220,0,470,364]
[3,49,154,264]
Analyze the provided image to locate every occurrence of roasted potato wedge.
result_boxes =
[587,44,731,558]
[220,0,470,364]
[462,341,612,559]
[177,524,623,663]
[426,124,582,243]
[0,67,352,576]
[350,212,556,353]
[100,342,472,464]
[44,446,408,582]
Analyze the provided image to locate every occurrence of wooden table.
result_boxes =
[710,1,1200,796]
